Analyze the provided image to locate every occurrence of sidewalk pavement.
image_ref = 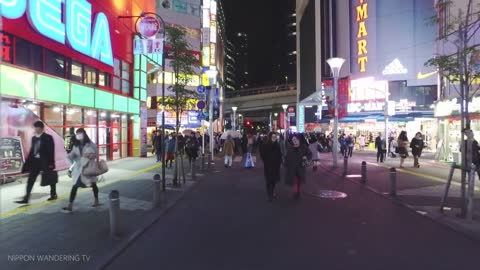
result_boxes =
[104,152,478,270]
[0,156,208,270]
[318,151,480,240]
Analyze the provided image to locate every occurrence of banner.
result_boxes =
[323,78,349,119]
[133,38,164,55]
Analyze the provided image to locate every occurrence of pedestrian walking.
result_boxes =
[165,135,175,168]
[284,135,312,200]
[62,128,100,212]
[397,131,409,168]
[375,133,386,163]
[185,132,199,167]
[223,135,235,168]
[153,130,163,162]
[389,136,397,158]
[410,132,425,168]
[308,136,321,171]
[339,134,347,157]
[16,121,57,204]
[260,132,282,201]
[358,134,365,151]
[346,134,354,157]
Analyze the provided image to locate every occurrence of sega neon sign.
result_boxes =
[0,0,113,66]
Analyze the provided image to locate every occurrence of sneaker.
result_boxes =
[15,199,29,204]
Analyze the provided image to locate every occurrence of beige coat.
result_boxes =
[223,139,235,156]
[68,142,98,186]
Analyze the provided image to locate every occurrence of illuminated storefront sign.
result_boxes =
[202,47,210,66]
[0,0,113,66]
[382,58,408,75]
[210,45,216,66]
[348,102,384,113]
[435,97,480,117]
[1,32,13,63]
[355,0,368,72]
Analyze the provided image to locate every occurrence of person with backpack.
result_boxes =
[410,132,425,168]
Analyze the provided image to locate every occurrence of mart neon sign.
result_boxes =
[356,0,368,72]
[0,0,113,66]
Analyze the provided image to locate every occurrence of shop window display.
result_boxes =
[69,60,83,83]
[44,105,64,137]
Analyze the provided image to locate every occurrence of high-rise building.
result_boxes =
[273,0,297,86]
[225,40,237,92]
[234,32,249,89]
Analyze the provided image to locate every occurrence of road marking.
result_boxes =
[0,163,162,220]
[367,162,480,191]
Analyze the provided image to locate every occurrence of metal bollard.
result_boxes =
[109,190,121,237]
[467,164,476,220]
[201,154,205,171]
[389,167,397,197]
[343,156,348,176]
[191,159,197,180]
[153,174,161,208]
[361,161,367,184]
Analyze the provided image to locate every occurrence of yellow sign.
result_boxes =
[417,70,437,80]
[356,0,368,73]
[157,72,200,87]
[202,74,210,86]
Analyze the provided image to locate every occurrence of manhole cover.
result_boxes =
[305,190,348,199]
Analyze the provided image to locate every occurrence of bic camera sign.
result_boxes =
[0,0,114,66]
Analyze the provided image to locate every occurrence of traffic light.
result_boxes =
[246,120,251,126]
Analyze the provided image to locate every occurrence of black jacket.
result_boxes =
[260,142,283,183]
[410,137,425,156]
[22,133,55,173]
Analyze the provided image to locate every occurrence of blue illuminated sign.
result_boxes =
[1,0,113,66]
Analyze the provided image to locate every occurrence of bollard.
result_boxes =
[466,164,476,220]
[343,156,348,176]
[153,174,161,208]
[361,161,367,184]
[191,159,197,180]
[201,154,205,171]
[109,190,121,237]
[389,167,397,197]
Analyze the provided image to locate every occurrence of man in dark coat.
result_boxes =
[17,121,57,204]
[375,132,386,163]
[260,132,283,201]
[410,132,425,168]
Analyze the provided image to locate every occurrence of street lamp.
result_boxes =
[282,104,288,144]
[206,68,218,168]
[327,57,345,168]
[232,106,238,131]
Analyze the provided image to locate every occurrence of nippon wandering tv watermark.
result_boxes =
[7,254,92,263]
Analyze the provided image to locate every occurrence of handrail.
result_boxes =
[225,84,296,98]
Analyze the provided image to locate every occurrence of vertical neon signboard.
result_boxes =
[0,0,113,66]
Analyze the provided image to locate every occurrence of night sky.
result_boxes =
[223,0,277,86]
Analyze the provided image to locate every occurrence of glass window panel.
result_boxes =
[121,61,130,80]
[45,49,65,78]
[70,61,83,83]
[114,58,121,76]
[15,38,42,71]
[84,110,97,126]
[99,72,111,87]
[84,66,97,86]
[83,127,97,144]
[65,107,83,126]
[44,105,64,137]
[122,79,130,95]
[114,77,121,90]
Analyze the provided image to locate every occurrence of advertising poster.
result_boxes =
[0,137,24,175]
[323,79,349,119]
[0,102,70,173]
[140,103,148,157]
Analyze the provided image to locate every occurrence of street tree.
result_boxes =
[426,0,480,216]
[165,25,201,185]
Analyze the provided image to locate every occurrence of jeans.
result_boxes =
[413,155,420,167]
[224,155,233,167]
[377,150,385,162]
[69,177,98,203]
[266,181,276,198]
[348,146,353,157]
[155,149,162,162]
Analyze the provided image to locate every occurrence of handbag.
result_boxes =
[82,159,109,177]
[41,170,58,186]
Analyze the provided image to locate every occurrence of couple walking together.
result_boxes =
[260,133,312,201]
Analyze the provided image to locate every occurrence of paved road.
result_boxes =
[105,156,479,270]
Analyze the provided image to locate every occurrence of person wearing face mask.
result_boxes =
[16,121,57,204]
[260,132,283,201]
[284,134,312,200]
[410,132,425,168]
[62,128,100,212]
[165,134,176,169]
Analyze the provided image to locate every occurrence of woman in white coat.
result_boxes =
[63,128,100,212]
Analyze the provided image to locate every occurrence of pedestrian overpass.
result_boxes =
[223,84,297,117]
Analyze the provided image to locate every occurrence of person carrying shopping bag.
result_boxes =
[284,135,312,200]
[62,128,107,213]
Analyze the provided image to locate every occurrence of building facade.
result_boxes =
[0,0,155,174]
[234,32,250,89]
[297,0,438,151]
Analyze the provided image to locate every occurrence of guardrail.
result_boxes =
[225,84,296,98]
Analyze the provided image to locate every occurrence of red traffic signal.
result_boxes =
[246,120,251,126]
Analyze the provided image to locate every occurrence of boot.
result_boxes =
[62,203,73,213]
[15,195,29,204]
[92,198,100,207]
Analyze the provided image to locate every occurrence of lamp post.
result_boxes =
[327,57,345,168]
[282,104,288,144]
[206,68,218,168]
[232,106,238,131]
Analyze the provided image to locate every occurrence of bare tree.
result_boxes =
[426,0,480,216]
